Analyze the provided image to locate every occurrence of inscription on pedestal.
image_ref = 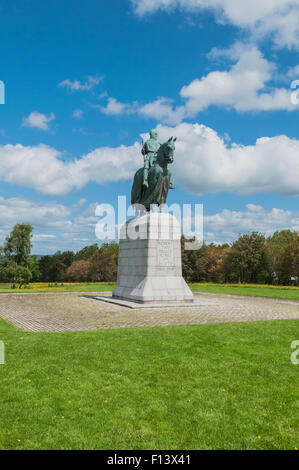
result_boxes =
[157,241,174,267]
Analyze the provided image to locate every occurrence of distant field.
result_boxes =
[0,282,298,301]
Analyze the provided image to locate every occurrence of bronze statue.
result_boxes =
[131,132,176,211]
[141,129,161,188]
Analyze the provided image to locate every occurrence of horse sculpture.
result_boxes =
[131,137,176,211]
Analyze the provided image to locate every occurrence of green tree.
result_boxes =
[181,236,202,283]
[47,256,67,282]
[38,254,66,282]
[224,232,271,284]
[38,256,52,282]
[4,224,33,266]
[267,230,299,283]
[54,251,74,268]
[38,251,75,282]
[27,256,41,281]
[275,233,299,285]
[75,244,99,261]
[89,242,119,282]
[3,263,32,288]
[0,246,8,270]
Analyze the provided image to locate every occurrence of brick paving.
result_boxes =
[0,291,298,332]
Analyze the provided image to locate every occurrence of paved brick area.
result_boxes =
[0,292,298,332]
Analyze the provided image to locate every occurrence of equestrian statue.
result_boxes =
[131,130,176,211]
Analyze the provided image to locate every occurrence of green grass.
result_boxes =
[191,284,299,301]
[0,317,298,450]
[0,282,116,294]
[0,282,298,301]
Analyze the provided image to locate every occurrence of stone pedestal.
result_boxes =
[112,213,194,304]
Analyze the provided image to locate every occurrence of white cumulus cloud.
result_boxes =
[154,122,299,197]
[58,75,102,92]
[131,0,299,49]
[1,122,299,198]
[96,44,297,122]
[0,196,71,231]
[181,44,294,114]
[0,142,141,196]
[138,97,185,125]
[204,204,299,243]
[0,196,102,254]
[99,97,133,115]
[21,111,55,131]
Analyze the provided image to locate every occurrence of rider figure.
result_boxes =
[141,129,161,188]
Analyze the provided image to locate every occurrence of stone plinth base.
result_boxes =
[112,213,194,304]
[95,296,200,309]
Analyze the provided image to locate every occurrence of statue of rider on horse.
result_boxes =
[131,130,176,212]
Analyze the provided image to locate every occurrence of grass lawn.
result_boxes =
[191,284,299,301]
[0,317,298,450]
[0,282,116,294]
[0,282,298,301]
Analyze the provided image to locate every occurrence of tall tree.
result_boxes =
[275,233,299,285]
[54,251,74,268]
[4,224,33,266]
[27,256,41,282]
[46,256,67,282]
[38,256,52,282]
[75,244,99,261]
[66,260,91,282]
[181,236,201,283]
[224,232,271,284]
[89,242,118,282]
[197,244,229,283]
[267,230,299,283]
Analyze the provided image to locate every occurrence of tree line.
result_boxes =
[0,224,298,287]
[182,231,298,285]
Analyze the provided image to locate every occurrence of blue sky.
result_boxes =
[0,0,299,254]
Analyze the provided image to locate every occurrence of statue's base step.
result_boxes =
[94,296,201,309]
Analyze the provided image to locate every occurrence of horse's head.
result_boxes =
[157,136,176,165]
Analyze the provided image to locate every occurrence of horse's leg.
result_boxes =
[160,168,171,206]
